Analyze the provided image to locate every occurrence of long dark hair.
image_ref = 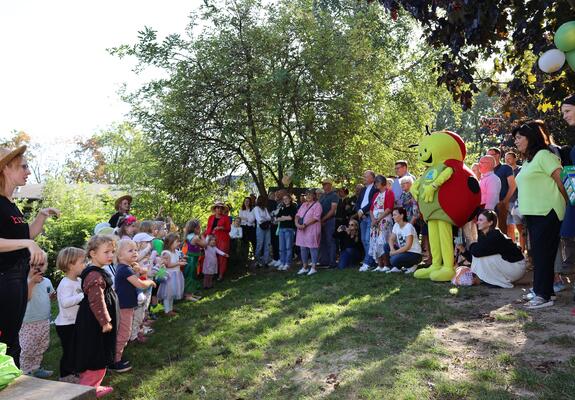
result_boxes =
[512,120,549,162]
[241,197,252,211]
[479,209,498,231]
[256,194,268,209]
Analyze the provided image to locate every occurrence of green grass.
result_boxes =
[39,269,575,399]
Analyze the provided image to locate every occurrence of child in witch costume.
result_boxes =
[73,235,118,398]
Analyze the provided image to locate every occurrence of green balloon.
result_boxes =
[567,50,575,71]
[555,21,575,52]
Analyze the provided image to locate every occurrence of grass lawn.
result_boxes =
[42,268,575,399]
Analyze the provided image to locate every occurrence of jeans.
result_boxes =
[338,247,361,269]
[525,210,561,301]
[319,217,337,267]
[256,226,271,265]
[300,247,319,266]
[383,243,422,268]
[279,228,295,266]
[360,216,375,266]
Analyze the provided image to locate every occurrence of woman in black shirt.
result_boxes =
[457,210,525,288]
[0,146,60,366]
[276,194,297,271]
[334,219,363,269]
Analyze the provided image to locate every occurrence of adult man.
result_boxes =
[478,155,501,211]
[355,171,377,271]
[504,151,525,250]
[391,160,415,206]
[318,179,339,268]
[486,147,516,233]
[109,195,132,228]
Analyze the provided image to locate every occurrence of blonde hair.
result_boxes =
[86,235,116,258]
[139,220,154,234]
[116,239,136,259]
[56,247,86,273]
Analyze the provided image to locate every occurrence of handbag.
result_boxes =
[298,202,317,226]
[259,220,271,230]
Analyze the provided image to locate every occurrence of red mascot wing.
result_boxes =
[438,159,481,228]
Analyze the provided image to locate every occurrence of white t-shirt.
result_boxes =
[239,209,256,226]
[230,226,243,239]
[253,207,271,224]
[392,222,422,254]
[23,277,54,323]
[55,277,84,326]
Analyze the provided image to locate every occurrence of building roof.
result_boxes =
[12,183,124,201]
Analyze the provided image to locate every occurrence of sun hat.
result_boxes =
[114,195,133,211]
[211,200,229,211]
[0,145,27,171]
[133,232,155,243]
[94,222,114,235]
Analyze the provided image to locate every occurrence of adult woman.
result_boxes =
[0,145,59,365]
[334,219,363,269]
[456,210,525,288]
[368,175,395,272]
[108,195,132,228]
[276,194,297,271]
[513,121,568,309]
[253,195,272,267]
[398,176,420,230]
[295,190,322,275]
[385,207,422,273]
[205,201,231,281]
[239,197,256,260]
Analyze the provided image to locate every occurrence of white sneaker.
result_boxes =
[525,296,554,310]
[389,267,401,273]
[281,265,289,271]
[307,268,317,276]
[404,266,418,274]
[297,267,309,275]
[372,266,383,272]
[380,266,391,273]
[273,260,282,267]
[359,264,370,272]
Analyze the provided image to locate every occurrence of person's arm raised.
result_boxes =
[29,208,61,239]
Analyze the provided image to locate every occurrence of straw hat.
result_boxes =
[114,195,133,210]
[211,200,229,211]
[0,145,27,171]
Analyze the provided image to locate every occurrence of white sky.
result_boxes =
[0,0,202,149]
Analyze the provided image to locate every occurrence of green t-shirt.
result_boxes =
[516,150,565,220]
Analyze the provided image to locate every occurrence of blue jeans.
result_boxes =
[319,217,337,267]
[384,243,422,268]
[338,247,361,269]
[256,226,271,265]
[300,247,319,267]
[279,228,295,266]
[360,216,375,266]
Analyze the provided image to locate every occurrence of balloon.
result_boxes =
[555,21,575,53]
[538,49,566,73]
[567,50,575,71]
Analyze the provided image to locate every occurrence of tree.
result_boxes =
[112,0,454,196]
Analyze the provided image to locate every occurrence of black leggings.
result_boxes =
[56,324,76,377]
[0,260,30,367]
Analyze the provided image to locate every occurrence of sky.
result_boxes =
[0,0,202,151]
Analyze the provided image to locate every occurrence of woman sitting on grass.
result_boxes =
[456,210,525,289]
[384,207,422,274]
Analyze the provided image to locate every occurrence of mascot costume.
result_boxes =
[410,128,481,282]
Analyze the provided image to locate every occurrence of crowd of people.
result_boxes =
[0,95,574,397]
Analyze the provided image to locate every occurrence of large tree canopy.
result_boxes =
[112,0,453,197]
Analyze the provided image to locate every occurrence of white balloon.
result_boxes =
[538,49,566,73]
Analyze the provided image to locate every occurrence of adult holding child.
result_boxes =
[0,145,60,366]
[108,195,132,228]
[205,201,231,281]
[513,121,568,309]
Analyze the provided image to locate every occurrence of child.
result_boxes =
[55,247,86,383]
[73,235,118,398]
[230,217,243,240]
[158,233,186,316]
[19,260,55,378]
[183,220,206,300]
[203,235,229,289]
[109,239,156,373]
[132,227,157,342]
[229,217,247,271]
[116,215,137,240]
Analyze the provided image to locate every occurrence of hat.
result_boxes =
[133,232,155,243]
[0,145,27,171]
[563,95,575,106]
[117,215,137,228]
[321,178,333,185]
[114,195,133,211]
[94,222,112,235]
[211,201,229,211]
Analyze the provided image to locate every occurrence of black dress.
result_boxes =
[73,266,119,372]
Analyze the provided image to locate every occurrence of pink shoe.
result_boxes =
[96,386,114,398]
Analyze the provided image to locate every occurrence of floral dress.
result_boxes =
[368,190,394,259]
[400,190,421,227]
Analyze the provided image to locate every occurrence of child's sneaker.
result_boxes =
[29,368,53,379]
[297,267,309,275]
[96,386,114,398]
[108,360,132,373]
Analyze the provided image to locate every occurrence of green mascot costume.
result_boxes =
[411,129,481,281]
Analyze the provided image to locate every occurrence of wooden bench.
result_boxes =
[0,375,95,400]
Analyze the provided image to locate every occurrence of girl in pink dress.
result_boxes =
[295,190,323,276]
